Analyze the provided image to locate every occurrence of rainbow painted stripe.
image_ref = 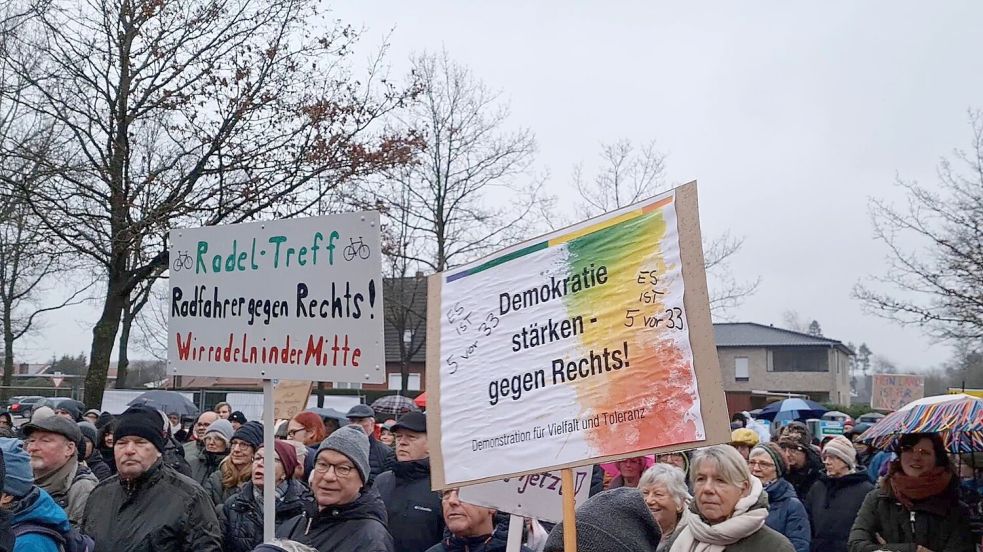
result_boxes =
[446,196,674,283]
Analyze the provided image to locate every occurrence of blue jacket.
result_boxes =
[11,487,70,552]
[764,478,811,552]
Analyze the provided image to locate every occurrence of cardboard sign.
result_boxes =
[458,466,593,524]
[426,182,729,487]
[871,374,924,412]
[168,213,384,383]
[272,380,314,420]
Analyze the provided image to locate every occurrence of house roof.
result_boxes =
[713,322,854,355]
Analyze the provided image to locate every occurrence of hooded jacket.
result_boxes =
[375,458,445,552]
[81,459,223,552]
[804,472,874,552]
[763,478,811,552]
[222,480,314,552]
[276,490,393,552]
[848,468,974,552]
[34,458,98,527]
[425,518,533,552]
[10,487,70,552]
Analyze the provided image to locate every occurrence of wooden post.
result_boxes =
[505,514,523,552]
[262,379,275,542]
[562,468,577,551]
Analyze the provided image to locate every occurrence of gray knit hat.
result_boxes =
[316,425,370,484]
[544,487,662,551]
[204,419,234,444]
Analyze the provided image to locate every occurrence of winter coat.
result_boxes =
[188,449,226,488]
[85,451,113,481]
[672,489,795,552]
[368,435,396,482]
[848,476,974,552]
[425,519,533,552]
[222,480,313,552]
[183,440,204,465]
[97,446,116,476]
[10,487,70,552]
[804,472,874,552]
[276,490,393,552]
[205,467,246,508]
[763,478,811,552]
[375,458,445,552]
[787,446,825,500]
[163,436,192,478]
[81,460,223,552]
[34,459,98,527]
[657,512,689,552]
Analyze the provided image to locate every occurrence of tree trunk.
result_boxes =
[316,382,325,408]
[400,359,409,394]
[83,280,125,408]
[115,297,133,389]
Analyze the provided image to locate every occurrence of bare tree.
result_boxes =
[379,50,546,274]
[0,103,89,399]
[574,139,758,315]
[855,110,983,342]
[2,0,417,406]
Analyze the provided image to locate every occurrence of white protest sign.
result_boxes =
[458,466,592,524]
[427,182,729,487]
[168,212,384,383]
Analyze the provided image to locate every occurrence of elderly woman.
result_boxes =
[804,436,872,552]
[748,443,811,552]
[222,440,312,552]
[670,445,794,552]
[207,421,263,506]
[848,433,974,552]
[188,418,233,486]
[640,463,691,551]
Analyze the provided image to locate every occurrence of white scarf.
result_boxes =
[669,476,768,552]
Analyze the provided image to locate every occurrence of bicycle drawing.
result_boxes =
[171,250,193,272]
[343,237,371,261]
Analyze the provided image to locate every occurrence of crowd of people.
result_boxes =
[0,400,979,552]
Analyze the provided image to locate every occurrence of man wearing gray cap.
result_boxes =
[277,425,393,551]
[22,416,98,526]
[346,404,395,482]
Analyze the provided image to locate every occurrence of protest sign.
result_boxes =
[871,374,924,411]
[168,213,384,383]
[426,181,729,487]
[950,388,983,399]
[272,380,314,420]
[458,466,592,524]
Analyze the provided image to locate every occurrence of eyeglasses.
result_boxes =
[313,461,355,477]
[747,460,775,469]
[252,455,282,464]
[286,427,306,438]
[230,441,253,450]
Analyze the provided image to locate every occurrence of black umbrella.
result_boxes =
[128,390,198,417]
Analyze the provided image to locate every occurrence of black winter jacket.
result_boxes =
[368,435,396,482]
[81,460,223,552]
[805,472,873,552]
[425,519,533,552]
[85,452,113,481]
[276,490,393,552]
[222,480,313,552]
[787,447,825,500]
[376,458,445,552]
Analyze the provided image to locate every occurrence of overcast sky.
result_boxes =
[27,1,983,373]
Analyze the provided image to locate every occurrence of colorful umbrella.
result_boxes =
[755,398,828,422]
[371,395,420,417]
[858,394,983,452]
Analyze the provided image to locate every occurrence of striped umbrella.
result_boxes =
[858,394,983,452]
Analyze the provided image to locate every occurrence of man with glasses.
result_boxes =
[778,424,824,499]
[276,425,393,551]
[184,411,219,481]
[375,411,444,552]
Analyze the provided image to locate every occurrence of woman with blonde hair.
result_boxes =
[670,445,794,552]
[207,421,263,506]
[640,463,692,551]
